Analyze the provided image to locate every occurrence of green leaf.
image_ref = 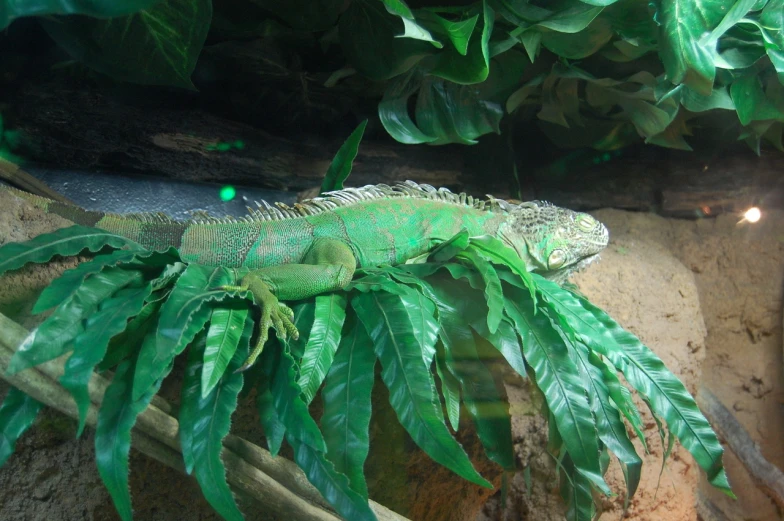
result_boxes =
[340,0,434,81]
[731,74,784,125]
[430,0,493,84]
[397,283,440,367]
[287,435,377,521]
[285,300,317,359]
[413,77,504,144]
[8,267,143,375]
[558,454,596,521]
[537,4,604,33]
[202,304,250,398]
[132,265,238,401]
[419,11,479,55]
[33,249,142,314]
[429,229,470,262]
[655,0,729,95]
[468,235,537,302]
[268,345,327,452]
[0,225,141,276]
[456,249,504,334]
[41,0,212,89]
[759,0,784,83]
[379,70,438,145]
[179,334,246,521]
[97,298,163,372]
[572,343,642,504]
[380,0,442,48]
[502,284,609,494]
[540,17,613,60]
[0,0,157,31]
[426,277,514,470]
[61,283,152,436]
[95,355,171,521]
[434,346,461,431]
[352,291,491,488]
[535,277,732,493]
[299,293,348,404]
[256,379,286,457]
[0,387,43,468]
[321,120,368,194]
[249,0,343,31]
[321,316,376,498]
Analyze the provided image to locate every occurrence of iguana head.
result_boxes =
[499,201,609,283]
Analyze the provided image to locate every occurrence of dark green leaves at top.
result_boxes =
[251,0,343,31]
[759,0,784,83]
[0,387,43,468]
[41,0,212,89]
[0,225,142,276]
[429,0,493,85]
[340,0,435,81]
[180,334,247,521]
[132,264,238,401]
[0,0,158,31]
[321,317,376,498]
[321,120,368,194]
[352,290,491,488]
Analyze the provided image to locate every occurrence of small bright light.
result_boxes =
[744,207,761,223]
[219,185,236,202]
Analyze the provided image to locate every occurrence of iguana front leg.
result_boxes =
[223,238,357,371]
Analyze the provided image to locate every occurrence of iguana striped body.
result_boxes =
[2,181,609,369]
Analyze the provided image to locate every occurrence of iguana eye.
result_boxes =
[548,249,566,269]
[577,216,595,232]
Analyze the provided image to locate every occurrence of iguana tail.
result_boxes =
[1,184,187,251]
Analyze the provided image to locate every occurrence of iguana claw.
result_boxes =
[221,275,299,372]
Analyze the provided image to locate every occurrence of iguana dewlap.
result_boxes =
[3,181,609,370]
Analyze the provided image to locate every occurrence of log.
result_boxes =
[7,80,465,193]
[698,386,784,509]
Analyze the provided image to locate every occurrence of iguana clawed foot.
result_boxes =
[221,274,299,372]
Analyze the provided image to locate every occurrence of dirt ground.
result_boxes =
[0,189,782,521]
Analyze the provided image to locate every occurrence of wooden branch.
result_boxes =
[698,386,784,509]
[0,311,408,521]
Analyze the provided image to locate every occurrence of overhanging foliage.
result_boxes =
[2,0,784,151]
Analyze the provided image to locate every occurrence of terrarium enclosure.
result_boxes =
[0,2,783,521]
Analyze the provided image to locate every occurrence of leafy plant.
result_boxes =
[0,221,731,521]
[4,0,784,151]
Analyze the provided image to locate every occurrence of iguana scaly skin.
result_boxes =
[2,181,609,370]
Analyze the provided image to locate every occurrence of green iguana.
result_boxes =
[1,181,609,371]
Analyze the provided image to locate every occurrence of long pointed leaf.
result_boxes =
[535,276,731,492]
[457,249,504,334]
[352,290,491,488]
[320,120,368,193]
[287,435,377,521]
[0,225,142,275]
[8,267,143,374]
[95,355,171,521]
[256,380,286,457]
[202,305,249,398]
[267,345,326,452]
[0,387,43,467]
[435,346,461,431]
[61,283,152,436]
[97,299,162,372]
[180,334,246,521]
[427,278,515,470]
[132,264,238,401]
[502,284,609,494]
[299,293,347,404]
[322,316,376,498]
